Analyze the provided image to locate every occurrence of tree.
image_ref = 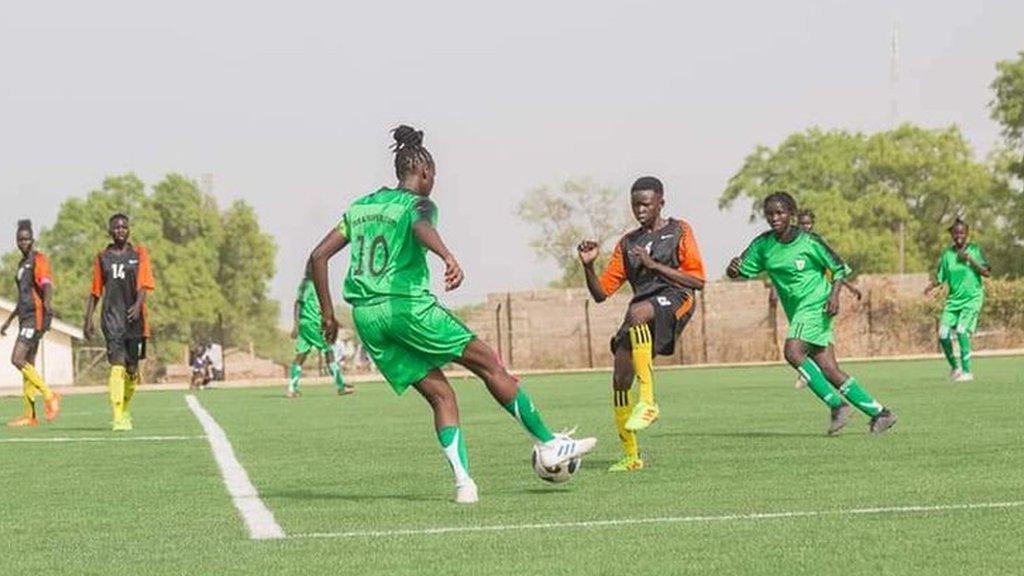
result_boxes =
[989,51,1024,275]
[0,173,285,370]
[516,178,632,287]
[719,125,1010,275]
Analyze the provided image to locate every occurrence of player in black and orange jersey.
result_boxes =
[83,214,156,431]
[578,177,706,471]
[1,219,62,426]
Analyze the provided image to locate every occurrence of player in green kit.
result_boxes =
[924,217,990,382]
[287,264,355,397]
[728,192,897,435]
[308,125,595,504]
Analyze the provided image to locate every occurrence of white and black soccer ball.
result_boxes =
[531,447,581,483]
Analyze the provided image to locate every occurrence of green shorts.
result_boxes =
[786,305,834,348]
[352,297,475,395]
[940,303,982,336]
[295,321,331,355]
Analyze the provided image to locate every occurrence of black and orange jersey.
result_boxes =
[91,243,155,339]
[14,250,52,330]
[598,218,705,308]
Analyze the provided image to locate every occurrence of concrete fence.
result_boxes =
[459,274,1024,370]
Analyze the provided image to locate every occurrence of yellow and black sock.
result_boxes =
[629,324,655,405]
[21,376,37,419]
[613,389,639,459]
[109,366,126,421]
[123,370,140,412]
[21,363,53,401]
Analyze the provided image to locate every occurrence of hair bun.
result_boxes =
[391,125,424,150]
[17,219,32,232]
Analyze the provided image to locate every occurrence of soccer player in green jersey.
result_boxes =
[308,125,595,504]
[727,192,897,435]
[924,218,990,382]
[286,263,355,397]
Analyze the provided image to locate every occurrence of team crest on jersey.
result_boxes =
[794,258,806,271]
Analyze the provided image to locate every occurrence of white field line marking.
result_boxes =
[291,500,1024,540]
[185,394,285,540]
[0,435,203,444]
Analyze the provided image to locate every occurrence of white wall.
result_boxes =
[0,331,76,389]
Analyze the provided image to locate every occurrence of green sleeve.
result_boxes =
[336,212,350,240]
[737,236,765,278]
[809,235,848,282]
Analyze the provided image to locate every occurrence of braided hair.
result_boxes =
[948,215,969,233]
[391,125,434,180]
[763,191,798,214]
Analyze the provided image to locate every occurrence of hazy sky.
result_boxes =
[2,1,1021,322]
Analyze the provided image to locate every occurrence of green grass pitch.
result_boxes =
[2,356,1022,575]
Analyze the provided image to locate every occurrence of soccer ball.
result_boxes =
[531,446,581,483]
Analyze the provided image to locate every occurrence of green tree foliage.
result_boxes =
[516,178,632,287]
[989,50,1024,275]
[0,173,285,367]
[719,125,1013,276]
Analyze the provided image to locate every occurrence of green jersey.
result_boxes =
[338,187,437,306]
[936,243,987,309]
[737,230,849,320]
[296,278,322,325]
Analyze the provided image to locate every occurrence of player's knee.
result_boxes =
[938,325,951,341]
[783,344,804,368]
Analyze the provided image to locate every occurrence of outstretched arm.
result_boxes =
[412,221,463,291]
[309,228,349,344]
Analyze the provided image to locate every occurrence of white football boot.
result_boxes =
[536,429,597,468]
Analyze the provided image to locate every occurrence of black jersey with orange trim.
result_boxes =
[90,243,156,339]
[598,218,706,304]
[14,250,52,330]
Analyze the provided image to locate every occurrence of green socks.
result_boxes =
[839,377,884,417]
[797,359,843,409]
[957,332,972,373]
[502,388,555,443]
[328,361,345,391]
[437,426,471,484]
[939,334,957,370]
[288,363,301,393]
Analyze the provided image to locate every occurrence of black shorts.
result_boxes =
[611,291,696,357]
[106,336,147,366]
[15,322,46,354]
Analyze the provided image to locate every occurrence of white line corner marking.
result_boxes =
[185,394,285,540]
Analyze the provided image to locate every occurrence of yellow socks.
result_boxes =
[21,377,37,419]
[109,365,126,421]
[21,363,53,401]
[629,324,655,405]
[123,370,140,412]
[613,389,639,459]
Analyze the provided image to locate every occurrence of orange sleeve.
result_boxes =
[90,254,104,297]
[678,222,706,281]
[137,246,156,291]
[34,253,52,287]
[598,242,627,297]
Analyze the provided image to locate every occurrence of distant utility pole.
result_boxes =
[890,23,906,275]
